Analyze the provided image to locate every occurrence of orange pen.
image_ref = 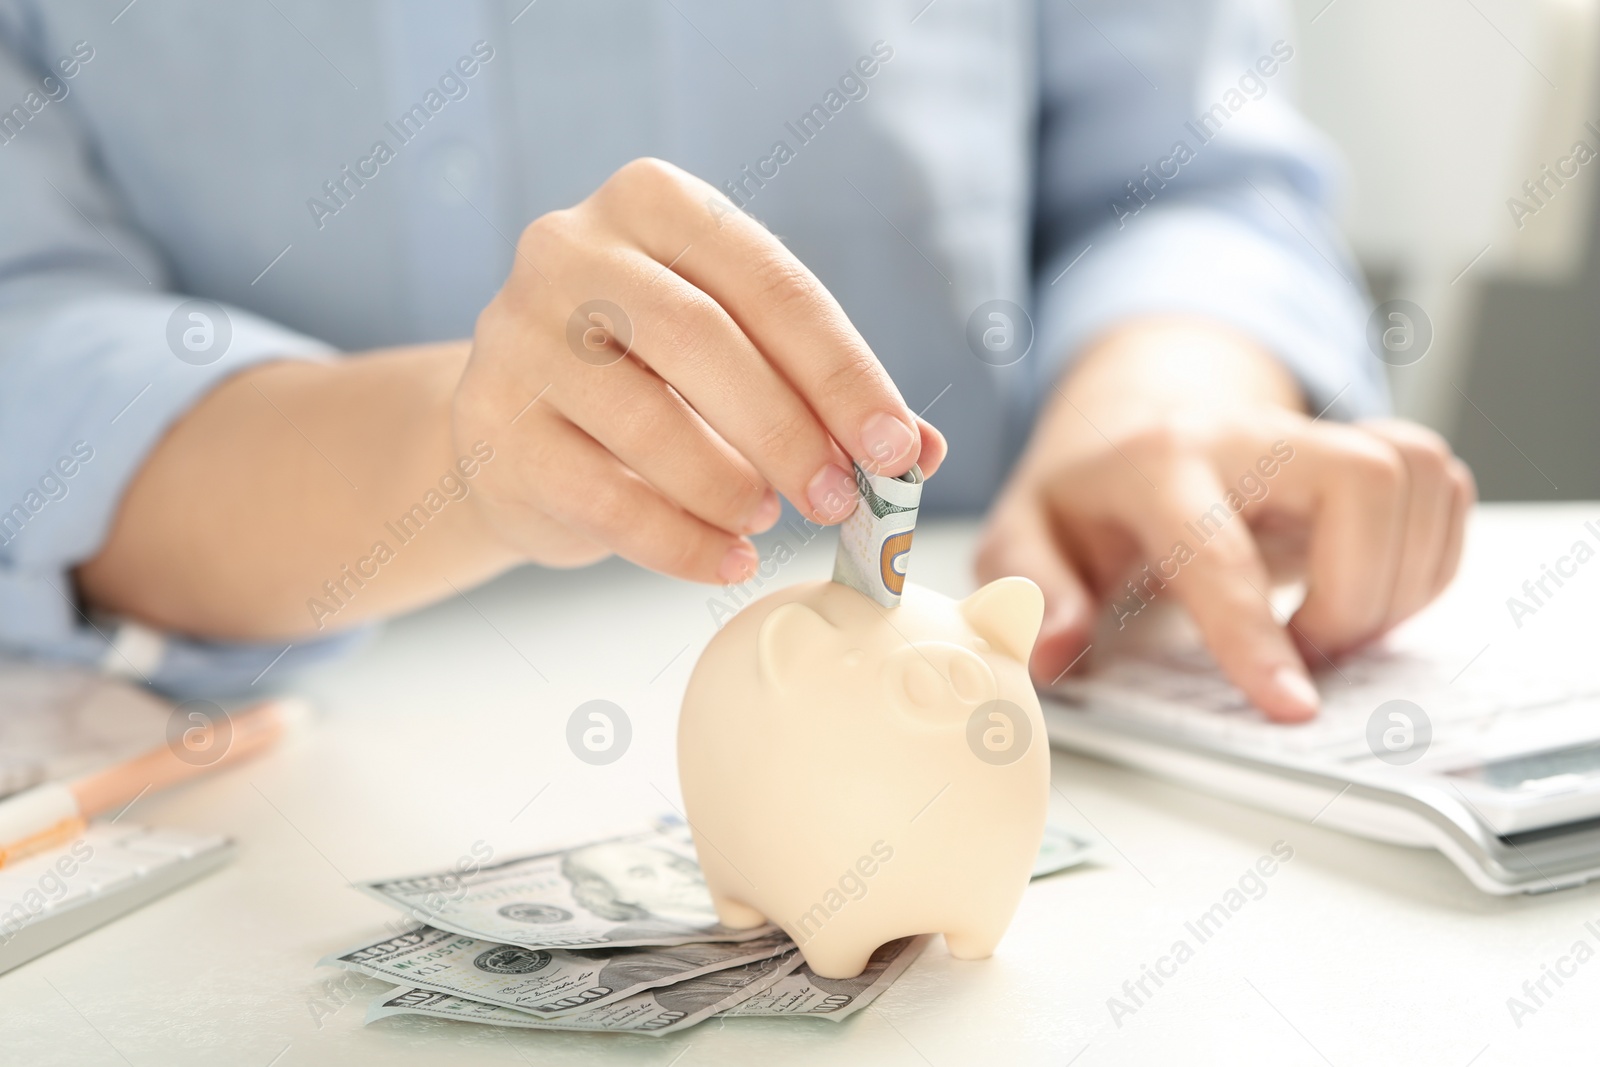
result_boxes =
[0,697,303,869]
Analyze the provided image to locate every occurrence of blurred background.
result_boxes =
[1286,0,1600,501]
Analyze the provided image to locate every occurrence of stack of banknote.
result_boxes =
[328,821,1089,1036]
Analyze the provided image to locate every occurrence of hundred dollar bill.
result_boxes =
[1032,824,1094,879]
[832,463,923,608]
[324,924,794,1017]
[718,934,928,1020]
[356,826,777,950]
[367,950,804,1035]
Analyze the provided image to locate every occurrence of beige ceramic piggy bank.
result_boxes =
[678,576,1048,978]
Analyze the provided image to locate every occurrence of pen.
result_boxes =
[0,697,305,868]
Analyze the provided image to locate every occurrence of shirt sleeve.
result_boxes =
[0,25,358,696]
[1031,0,1387,419]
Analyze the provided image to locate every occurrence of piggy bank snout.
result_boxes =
[884,642,997,722]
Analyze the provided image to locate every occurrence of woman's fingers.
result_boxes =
[464,157,941,586]
[510,407,761,584]
[1277,425,1409,656]
[974,487,1097,687]
[522,214,865,525]
[1026,415,1474,722]
[550,336,779,537]
[1160,418,1461,671]
[477,156,946,593]
[592,159,925,479]
[1435,457,1476,599]
[915,417,948,478]
[1358,419,1459,627]
[1031,428,1317,721]
[1113,451,1319,722]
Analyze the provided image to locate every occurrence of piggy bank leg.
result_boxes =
[696,846,769,928]
[708,892,768,929]
[943,926,1004,961]
[794,932,877,980]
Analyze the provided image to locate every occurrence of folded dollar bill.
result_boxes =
[355,825,776,950]
[325,924,793,1017]
[720,934,928,1019]
[832,463,923,607]
[367,950,803,1035]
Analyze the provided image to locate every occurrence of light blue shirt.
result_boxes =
[0,0,1384,695]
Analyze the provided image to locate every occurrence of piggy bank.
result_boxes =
[678,576,1048,979]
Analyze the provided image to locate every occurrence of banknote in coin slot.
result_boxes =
[832,463,923,608]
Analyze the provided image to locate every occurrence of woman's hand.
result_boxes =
[975,318,1474,721]
[454,157,945,585]
[79,158,946,641]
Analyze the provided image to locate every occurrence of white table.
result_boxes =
[4,506,1596,1065]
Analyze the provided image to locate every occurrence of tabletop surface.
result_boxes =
[3,503,1598,1066]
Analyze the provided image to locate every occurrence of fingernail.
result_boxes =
[807,463,858,522]
[718,540,759,583]
[1272,666,1320,717]
[743,489,781,534]
[858,412,916,474]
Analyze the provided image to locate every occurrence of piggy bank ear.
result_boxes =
[960,577,1044,661]
[758,602,840,693]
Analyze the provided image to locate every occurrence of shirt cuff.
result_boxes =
[0,292,350,693]
[1031,184,1389,422]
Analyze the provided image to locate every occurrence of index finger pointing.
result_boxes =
[1124,459,1320,723]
